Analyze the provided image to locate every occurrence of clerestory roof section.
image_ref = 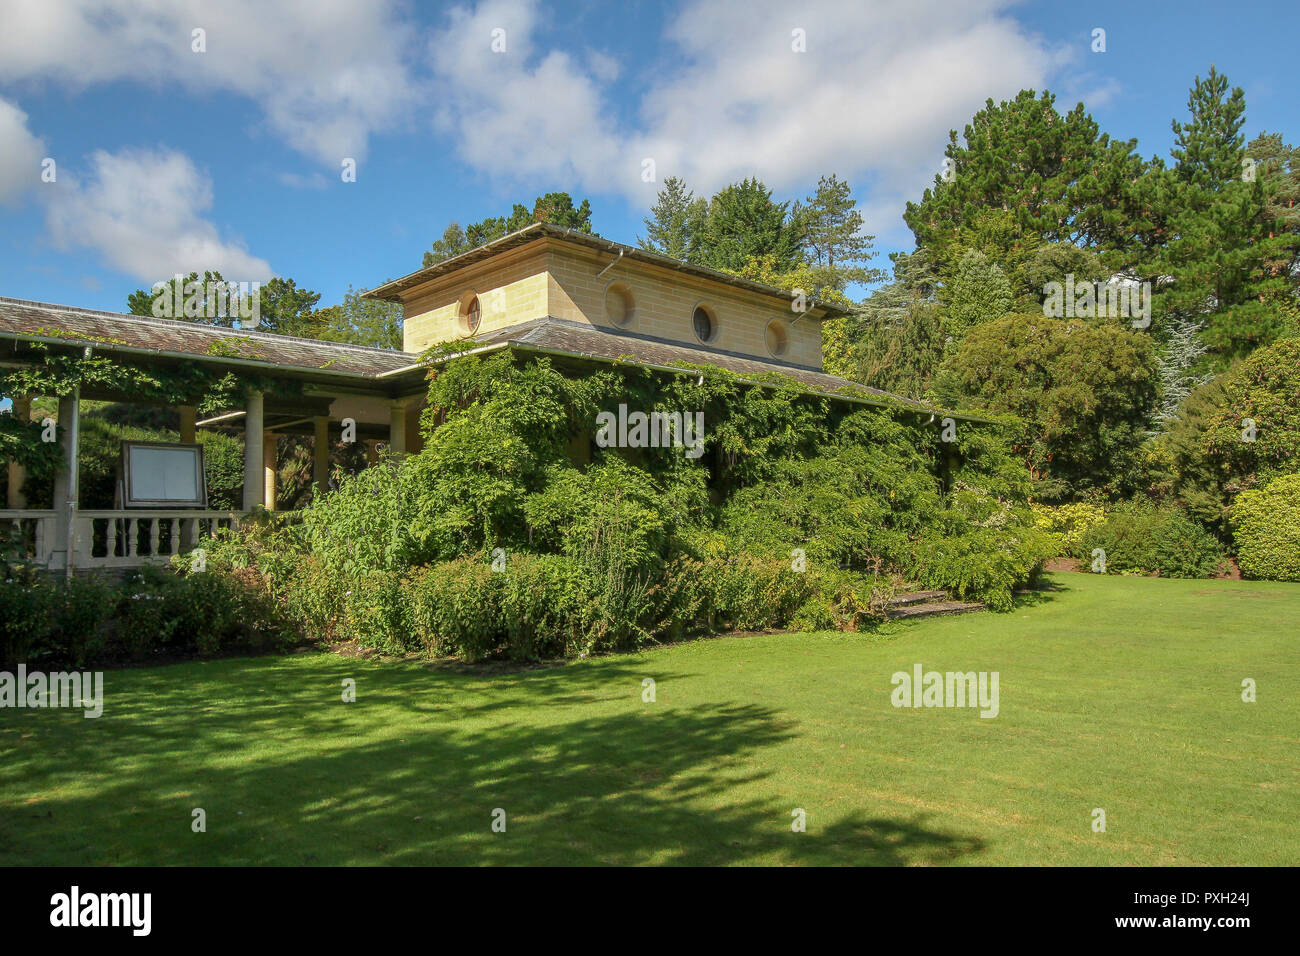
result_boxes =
[364,222,853,319]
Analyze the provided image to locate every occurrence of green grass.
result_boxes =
[2,573,1297,866]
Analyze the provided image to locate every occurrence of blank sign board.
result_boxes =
[122,442,207,508]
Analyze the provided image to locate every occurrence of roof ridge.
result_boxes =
[0,295,418,358]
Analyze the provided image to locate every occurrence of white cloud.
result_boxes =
[428,0,623,185]
[45,147,272,282]
[0,0,418,164]
[0,97,46,204]
[428,0,1068,243]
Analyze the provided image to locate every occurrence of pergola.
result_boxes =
[0,297,428,573]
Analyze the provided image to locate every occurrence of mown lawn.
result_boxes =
[1,573,1296,866]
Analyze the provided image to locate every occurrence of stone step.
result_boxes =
[887,599,986,621]
[886,589,948,607]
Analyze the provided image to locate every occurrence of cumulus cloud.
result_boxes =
[428,0,624,185]
[428,0,1068,242]
[0,0,417,164]
[0,96,46,205]
[45,147,272,282]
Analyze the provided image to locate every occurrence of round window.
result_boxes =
[765,319,789,357]
[461,294,481,336]
[605,282,635,328]
[692,305,716,343]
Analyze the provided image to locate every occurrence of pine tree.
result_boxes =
[423,193,595,266]
[1246,131,1300,286]
[792,174,885,292]
[639,177,700,261]
[1171,66,1247,190]
[1153,68,1298,361]
[904,90,1149,277]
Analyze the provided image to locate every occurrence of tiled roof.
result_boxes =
[440,317,939,413]
[0,296,419,379]
[0,297,964,418]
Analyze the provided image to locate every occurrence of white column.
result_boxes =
[242,390,264,511]
[263,432,278,512]
[51,390,80,574]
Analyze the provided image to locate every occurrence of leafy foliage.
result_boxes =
[1077,502,1224,578]
[1230,474,1300,582]
[934,313,1160,501]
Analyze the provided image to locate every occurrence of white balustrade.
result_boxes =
[1,508,242,570]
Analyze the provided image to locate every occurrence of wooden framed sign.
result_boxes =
[120,441,208,508]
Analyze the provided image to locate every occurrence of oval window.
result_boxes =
[692,305,716,343]
[605,282,635,328]
[765,319,788,357]
[461,294,481,335]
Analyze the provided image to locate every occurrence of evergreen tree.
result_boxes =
[256,277,324,337]
[940,249,1013,345]
[1171,66,1247,189]
[311,286,403,350]
[1152,69,1298,361]
[639,176,702,261]
[792,174,885,292]
[1153,314,1211,428]
[423,193,595,266]
[832,250,944,397]
[1246,131,1300,287]
[903,90,1150,279]
[698,178,802,274]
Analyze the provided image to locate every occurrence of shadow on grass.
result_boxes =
[0,655,987,866]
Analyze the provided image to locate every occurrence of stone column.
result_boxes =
[50,391,80,573]
[312,416,330,495]
[263,432,278,512]
[242,390,264,511]
[5,395,31,508]
[178,405,196,444]
[388,401,407,456]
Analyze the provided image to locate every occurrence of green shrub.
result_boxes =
[49,574,117,666]
[1231,474,1300,581]
[791,568,886,631]
[0,567,54,669]
[407,558,504,661]
[699,552,814,631]
[336,569,416,654]
[498,554,588,659]
[1077,503,1224,578]
[1032,502,1108,554]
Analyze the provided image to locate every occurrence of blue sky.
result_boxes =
[0,0,1294,316]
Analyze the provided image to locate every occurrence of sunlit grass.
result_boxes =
[2,573,1296,865]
